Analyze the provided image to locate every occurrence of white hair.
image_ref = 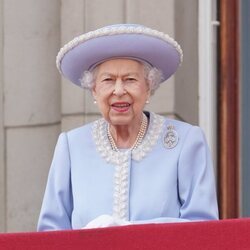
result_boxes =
[79,61,164,95]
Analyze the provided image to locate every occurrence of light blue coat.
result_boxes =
[37,112,218,231]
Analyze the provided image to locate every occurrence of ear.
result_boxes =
[145,78,151,96]
[91,86,97,99]
[146,87,151,99]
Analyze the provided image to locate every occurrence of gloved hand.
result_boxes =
[83,214,131,229]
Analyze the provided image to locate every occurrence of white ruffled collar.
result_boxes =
[92,112,165,164]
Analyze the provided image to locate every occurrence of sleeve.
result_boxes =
[37,132,73,231]
[177,126,218,220]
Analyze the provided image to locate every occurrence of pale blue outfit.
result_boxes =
[37,112,218,231]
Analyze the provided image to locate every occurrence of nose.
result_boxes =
[113,79,127,96]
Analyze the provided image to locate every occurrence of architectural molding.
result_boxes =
[198,0,218,162]
[218,0,240,218]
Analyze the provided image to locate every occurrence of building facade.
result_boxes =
[0,0,248,232]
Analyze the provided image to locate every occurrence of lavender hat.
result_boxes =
[56,24,183,86]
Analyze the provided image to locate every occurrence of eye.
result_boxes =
[102,78,114,83]
[125,77,137,83]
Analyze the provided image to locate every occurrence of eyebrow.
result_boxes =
[98,72,140,78]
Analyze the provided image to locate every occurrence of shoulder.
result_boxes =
[165,117,192,131]
[151,112,196,135]
[150,112,206,150]
[159,114,203,136]
[67,121,93,135]
[57,120,98,148]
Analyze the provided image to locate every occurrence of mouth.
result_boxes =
[111,102,131,112]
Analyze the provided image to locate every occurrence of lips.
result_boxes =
[111,102,130,112]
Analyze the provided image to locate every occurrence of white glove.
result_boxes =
[83,214,131,229]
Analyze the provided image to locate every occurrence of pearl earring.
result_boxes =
[94,100,97,104]
[146,100,150,104]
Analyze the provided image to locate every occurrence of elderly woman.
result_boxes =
[37,24,218,231]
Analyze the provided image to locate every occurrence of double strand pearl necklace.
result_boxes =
[107,113,148,152]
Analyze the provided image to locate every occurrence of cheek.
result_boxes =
[96,94,109,107]
[95,97,110,118]
[131,85,149,101]
[94,84,113,99]
[94,92,112,117]
[94,87,110,102]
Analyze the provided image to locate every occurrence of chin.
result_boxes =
[109,116,132,126]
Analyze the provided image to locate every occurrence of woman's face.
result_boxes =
[92,59,150,127]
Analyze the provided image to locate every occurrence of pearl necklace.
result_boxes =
[107,113,148,151]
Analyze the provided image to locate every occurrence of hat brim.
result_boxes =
[59,29,182,86]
